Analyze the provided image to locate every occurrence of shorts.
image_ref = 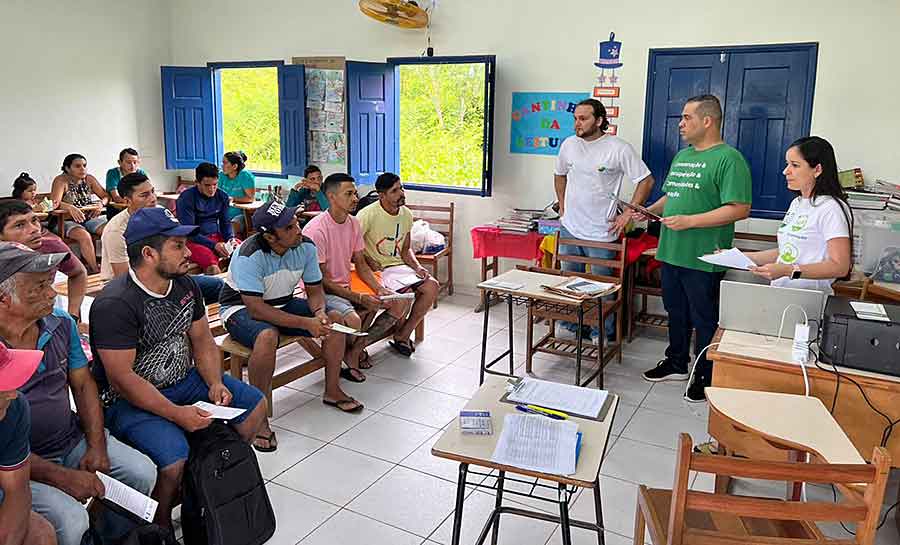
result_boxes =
[187,233,226,270]
[324,294,358,317]
[63,216,107,236]
[224,297,314,348]
[104,368,264,468]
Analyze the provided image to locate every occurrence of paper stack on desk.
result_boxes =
[491,414,579,475]
[507,377,608,418]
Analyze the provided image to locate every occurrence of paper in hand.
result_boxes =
[96,472,158,523]
[329,323,369,336]
[698,248,756,270]
[192,401,247,420]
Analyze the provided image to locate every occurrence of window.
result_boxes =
[347,55,495,196]
[161,61,307,178]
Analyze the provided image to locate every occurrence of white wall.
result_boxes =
[1,0,171,196]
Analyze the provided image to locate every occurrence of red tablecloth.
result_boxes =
[470,226,544,261]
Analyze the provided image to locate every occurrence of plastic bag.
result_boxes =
[410,220,446,253]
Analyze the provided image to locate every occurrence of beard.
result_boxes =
[157,261,188,279]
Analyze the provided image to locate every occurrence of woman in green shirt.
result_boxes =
[218,151,256,233]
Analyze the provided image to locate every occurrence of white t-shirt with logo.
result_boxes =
[554,134,651,241]
[772,196,851,293]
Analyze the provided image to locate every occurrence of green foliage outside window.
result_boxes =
[398,63,485,189]
[220,67,281,173]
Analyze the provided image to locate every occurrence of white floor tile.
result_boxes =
[257,427,325,480]
[271,386,318,419]
[368,353,448,385]
[620,407,709,450]
[399,430,470,484]
[569,476,639,538]
[265,482,339,545]
[429,490,558,545]
[299,509,423,545]
[382,387,469,428]
[452,340,526,371]
[412,333,483,364]
[420,365,483,399]
[610,402,638,437]
[298,373,414,411]
[348,466,459,537]
[600,437,677,488]
[274,444,394,506]
[333,413,438,463]
[273,398,373,442]
[599,372,654,407]
[548,528,638,545]
[640,382,708,421]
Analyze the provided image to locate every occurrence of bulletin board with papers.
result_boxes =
[292,56,347,165]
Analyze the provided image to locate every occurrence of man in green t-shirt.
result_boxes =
[639,95,752,402]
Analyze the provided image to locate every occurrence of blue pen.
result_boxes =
[515,405,565,420]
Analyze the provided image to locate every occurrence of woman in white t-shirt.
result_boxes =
[744,136,852,293]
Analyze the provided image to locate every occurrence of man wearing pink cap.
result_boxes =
[0,342,57,545]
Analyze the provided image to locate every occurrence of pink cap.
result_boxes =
[0,343,42,391]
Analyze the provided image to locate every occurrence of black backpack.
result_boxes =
[353,190,380,215]
[116,525,178,545]
[181,423,275,545]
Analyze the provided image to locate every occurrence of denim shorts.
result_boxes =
[104,368,263,468]
[224,297,314,348]
[324,294,357,317]
[64,215,106,236]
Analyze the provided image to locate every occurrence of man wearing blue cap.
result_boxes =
[89,207,267,530]
[220,199,362,451]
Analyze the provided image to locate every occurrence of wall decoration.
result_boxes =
[593,32,624,133]
[305,67,346,164]
[605,106,620,118]
[510,92,588,155]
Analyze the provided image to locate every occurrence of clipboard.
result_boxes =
[498,379,614,422]
[606,193,662,221]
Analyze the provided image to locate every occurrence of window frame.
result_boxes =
[207,60,289,180]
[388,55,496,197]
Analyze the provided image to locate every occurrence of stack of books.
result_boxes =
[872,180,900,212]
[492,208,545,232]
[846,189,890,211]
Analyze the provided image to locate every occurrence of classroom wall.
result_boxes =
[0,0,170,197]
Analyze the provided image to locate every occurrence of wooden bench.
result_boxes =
[407,203,454,308]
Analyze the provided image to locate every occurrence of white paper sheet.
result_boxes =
[379,292,416,301]
[491,414,579,475]
[850,301,890,322]
[507,377,607,418]
[192,401,246,420]
[698,248,757,270]
[329,323,369,336]
[480,279,525,290]
[381,266,423,292]
[96,472,158,523]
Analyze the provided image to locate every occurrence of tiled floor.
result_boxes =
[210,293,900,545]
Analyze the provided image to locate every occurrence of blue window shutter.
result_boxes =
[160,66,216,169]
[278,64,307,176]
[347,62,396,187]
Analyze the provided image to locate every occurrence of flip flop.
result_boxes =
[323,397,364,413]
[252,431,278,453]
[389,339,415,357]
[358,349,372,369]
[340,366,366,383]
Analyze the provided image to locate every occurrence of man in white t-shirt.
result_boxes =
[553,98,655,342]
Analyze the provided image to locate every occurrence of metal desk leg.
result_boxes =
[479,290,492,385]
[507,297,515,376]
[558,483,573,545]
[592,479,605,545]
[451,463,469,545]
[575,305,584,386]
[491,471,505,545]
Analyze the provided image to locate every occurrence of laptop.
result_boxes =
[718,281,826,337]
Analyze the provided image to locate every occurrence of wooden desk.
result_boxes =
[708,328,900,467]
[49,205,104,239]
[233,201,264,235]
[432,375,619,545]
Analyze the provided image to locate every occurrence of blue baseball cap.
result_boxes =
[124,207,199,245]
[252,200,300,233]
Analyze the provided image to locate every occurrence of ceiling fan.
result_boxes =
[358,0,430,29]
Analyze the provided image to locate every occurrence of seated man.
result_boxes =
[303,173,411,381]
[0,343,57,545]
[285,165,329,212]
[100,172,224,304]
[176,162,238,275]
[220,200,361,452]
[89,208,267,529]
[357,173,439,356]
[0,199,87,324]
[104,148,146,219]
[0,242,156,545]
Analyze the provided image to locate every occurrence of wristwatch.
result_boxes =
[791,264,802,280]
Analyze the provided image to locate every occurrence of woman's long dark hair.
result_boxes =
[789,136,854,278]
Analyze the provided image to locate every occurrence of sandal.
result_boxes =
[389,339,415,357]
[253,431,278,453]
[340,366,366,383]
[323,396,364,413]
[358,349,372,369]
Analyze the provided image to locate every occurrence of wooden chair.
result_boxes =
[407,203,454,308]
[634,433,891,545]
[524,236,628,388]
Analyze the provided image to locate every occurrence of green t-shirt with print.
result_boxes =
[655,144,752,272]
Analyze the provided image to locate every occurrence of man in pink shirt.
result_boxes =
[303,173,411,382]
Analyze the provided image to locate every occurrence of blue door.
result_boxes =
[346,61,396,187]
[642,44,817,218]
[160,66,217,169]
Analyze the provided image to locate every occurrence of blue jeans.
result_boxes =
[191,274,224,305]
[29,431,157,545]
[660,263,724,380]
[558,228,616,339]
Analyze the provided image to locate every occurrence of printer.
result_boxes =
[819,296,900,377]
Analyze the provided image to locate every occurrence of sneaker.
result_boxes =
[642,360,689,382]
[684,375,708,403]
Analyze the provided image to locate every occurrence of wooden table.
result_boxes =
[48,205,104,239]
[470,227,545,312]
[432,375,619,545]
[233,201,264,235]
[708,328,900,467]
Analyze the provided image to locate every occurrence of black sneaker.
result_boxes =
[642,360,689,382]
[684,375,707,403]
